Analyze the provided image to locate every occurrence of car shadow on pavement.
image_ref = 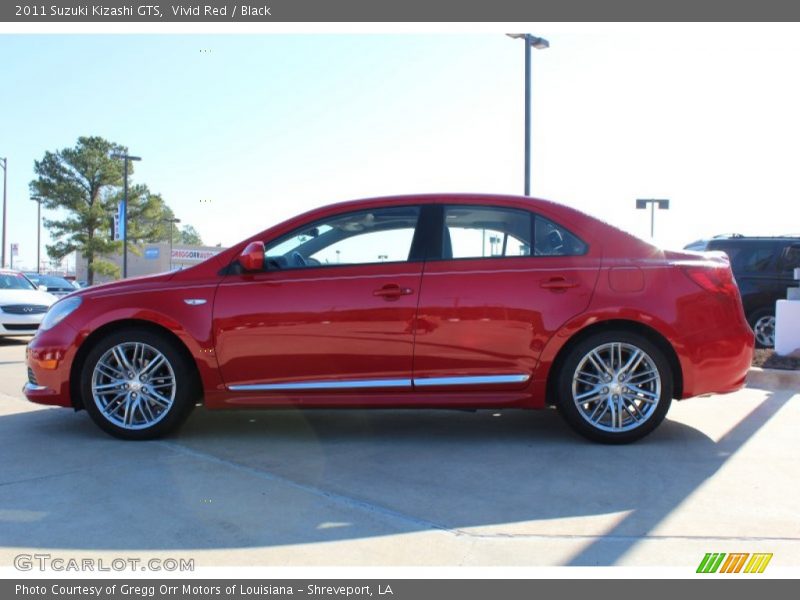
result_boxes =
[563,389,795,565]
[0,391,793,562]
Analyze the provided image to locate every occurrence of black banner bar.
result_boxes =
[3,579,796,600]
[3,0,800,22]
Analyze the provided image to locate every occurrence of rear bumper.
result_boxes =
[679,322,755,398]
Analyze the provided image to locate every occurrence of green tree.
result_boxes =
[120,187,205,247]
[176,224,203,246]
[30,136,126,284]
[111,184,175,246]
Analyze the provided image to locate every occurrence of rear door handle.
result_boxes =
[540,277,579,290]
[373,284,414,300]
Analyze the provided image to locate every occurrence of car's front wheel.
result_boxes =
[555,331,673,444]
[80,328,198,440]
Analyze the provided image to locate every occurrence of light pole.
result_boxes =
[636,199,670,238]
[507,33,549,196]
[110,153,141,278]
[1,157,7,268]
[31,195,43,273]
[165,217,181,270]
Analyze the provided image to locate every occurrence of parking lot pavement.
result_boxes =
[1,336,799,568]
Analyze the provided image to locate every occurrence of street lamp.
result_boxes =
[1,157,7,268]
[165,217,181,270]
[489,235,501,256]
[110,152,141,278]
[507,33,550,196]
[636,198,670,238]
[31,195,43,273]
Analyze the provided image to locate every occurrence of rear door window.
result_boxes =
[441,205,587,260]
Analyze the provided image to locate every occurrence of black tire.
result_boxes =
[747,308,775,349]
[555,330,673,444]
[80,328,199,440]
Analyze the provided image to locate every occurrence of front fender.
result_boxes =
[71,284,224,396]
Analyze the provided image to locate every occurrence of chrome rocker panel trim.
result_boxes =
[228,374,530,392]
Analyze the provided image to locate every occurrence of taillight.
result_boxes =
[682,265,738,296]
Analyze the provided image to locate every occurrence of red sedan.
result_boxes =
[24,194,754,443]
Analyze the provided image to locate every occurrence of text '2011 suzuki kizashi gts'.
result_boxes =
[25,195,754,443]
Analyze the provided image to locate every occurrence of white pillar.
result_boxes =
[775,267,800,356]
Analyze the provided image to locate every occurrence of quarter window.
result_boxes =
[533,215,588,257]
[781,245,800,272]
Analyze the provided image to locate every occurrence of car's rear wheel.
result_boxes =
[80,328,198,440]
[555,331,673,444]
[748,309,775,348]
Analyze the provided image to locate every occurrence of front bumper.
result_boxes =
[24,324,80,408]
[0,312,43,336]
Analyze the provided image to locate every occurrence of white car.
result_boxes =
[0,270,58,336]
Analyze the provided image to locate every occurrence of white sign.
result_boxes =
[171,248,220,262]
[10,243,18,257]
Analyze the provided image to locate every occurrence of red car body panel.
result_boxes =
[214,262,423,391]
[24,194,754,414]
[412,255,601,388]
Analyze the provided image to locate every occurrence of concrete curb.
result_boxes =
[746,367,800,391]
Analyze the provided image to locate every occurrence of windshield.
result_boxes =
[0,273,36,290]
[39,275,72,288]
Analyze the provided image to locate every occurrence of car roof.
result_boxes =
[707,236,800,243]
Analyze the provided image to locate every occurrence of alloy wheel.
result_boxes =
[571,342,662,433]
[753,315,775,348]
[91,342,177,430]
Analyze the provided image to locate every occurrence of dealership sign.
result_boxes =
[171,249,220,262]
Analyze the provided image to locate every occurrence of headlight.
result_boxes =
[40,297,82,332]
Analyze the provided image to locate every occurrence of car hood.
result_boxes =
[0,289,58,306]
[75,272,176,299]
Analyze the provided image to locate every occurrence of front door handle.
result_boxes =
[373,284,414,300]
[540,277,579,290]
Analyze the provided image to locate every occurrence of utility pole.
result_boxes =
[506,34,550,196]
[110,153,142,278]
[1,157,7,268]
[635,199,671,238]
[31,195,43,273]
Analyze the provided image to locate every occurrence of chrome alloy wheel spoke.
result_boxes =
[91,342,176,430]
[572,342,661,433]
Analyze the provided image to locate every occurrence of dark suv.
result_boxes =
[685,235,800,347]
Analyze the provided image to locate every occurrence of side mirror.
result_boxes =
[38,285,48,292]
[239,241,265,272]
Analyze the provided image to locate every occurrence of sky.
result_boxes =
[1,24,800,271]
